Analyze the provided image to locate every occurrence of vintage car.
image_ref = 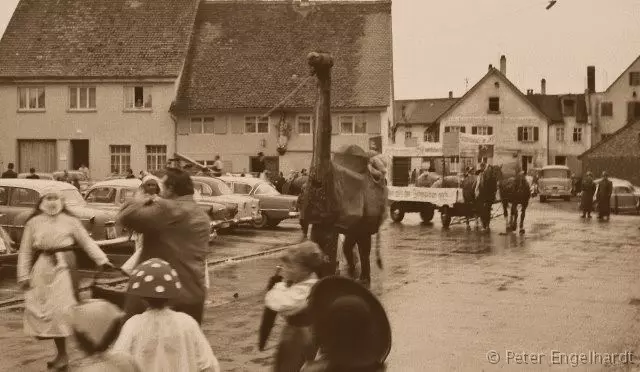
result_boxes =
[53,170,94,192]
[191,176,261,227]
[593,177,640,214]
[84,179,233,238]
[0,179,131,249]
[218,176,299,228]
[538,165,572,202]
[18,172,55,180]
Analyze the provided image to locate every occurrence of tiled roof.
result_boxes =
[526,93,588,124]
[394,98,459,125]
[579,119,640,159]
[0,0,200,78]
[173,0,392,112]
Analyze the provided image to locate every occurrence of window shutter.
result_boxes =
[231,117,243,134]
[533,127,539,141]
[488,127,493,135]
[517,127,523,141]
[472,126,477,135]
[434,125,440,142]
[331,115,339,135]
[460,127,466,133]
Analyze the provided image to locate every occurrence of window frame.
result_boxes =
[444,126,465,133]
[572,127,583,142]
[17,87,46,111]
[601,102,613,117]
[233,182,252,195]
[146,145,167,171]
[471,126,493,135]
[109,145,131,175]
[190,117,216,135]
[69,86,97,111]
[123,85,153,111]
[244,116,269,134]
[8,187,39,207]
[423,128,438,143]
[488,97,500,113]
[85,187,116,204]
[555,127,565,142]
[339,115,355,134]
[297,115,312,135]
[519,126,538,142]
[630,71,640,86]
[563,99,576,117]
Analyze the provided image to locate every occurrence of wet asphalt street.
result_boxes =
[2,199,640,371]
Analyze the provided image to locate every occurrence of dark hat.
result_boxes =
[308,276,391,368]
[127,258,182,299]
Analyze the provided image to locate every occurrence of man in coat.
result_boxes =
[580,171,596,218]
[596,171,613,220]
[118,167,210,324]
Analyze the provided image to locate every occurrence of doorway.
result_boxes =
[71,139,89,170]
[521,155,533,174]
[250,156,279,176]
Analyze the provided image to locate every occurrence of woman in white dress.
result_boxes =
[17,186,112,370]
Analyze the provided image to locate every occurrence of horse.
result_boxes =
[460,173,481,230]
[499,170,532,234]
[473,165,502,231]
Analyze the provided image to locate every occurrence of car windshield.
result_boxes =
[61,189,86,206]
[255,183,280,196]
[542,169,570,179]
[210,179,232,195]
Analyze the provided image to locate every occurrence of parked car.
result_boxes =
[593,177,640,214]
[53,170,94,194]
[538,165,572,202]
[17,172,55,180]
[219,176,299,228]
[0,179,131,250]
[191,176,261,227]
[84,179,232,239]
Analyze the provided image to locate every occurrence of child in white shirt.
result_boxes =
[265,241,325,372]
[112,258,220,372]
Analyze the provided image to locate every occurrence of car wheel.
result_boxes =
[251,213,269,229]
[420,208,434,223]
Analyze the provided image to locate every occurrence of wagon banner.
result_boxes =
[387,186,461,206]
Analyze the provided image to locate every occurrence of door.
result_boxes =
[71,139,89,170]
[391,157,410,186]
[521,156,533,174]
[18,140,57,173]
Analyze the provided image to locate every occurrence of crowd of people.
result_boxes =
[12,166,391,371]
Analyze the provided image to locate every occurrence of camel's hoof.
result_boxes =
[519,229,525,235]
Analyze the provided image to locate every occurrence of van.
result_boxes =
[538,165,571,202]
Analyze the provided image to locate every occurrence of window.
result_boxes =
[109,145,131,175]
[190,117,215,134]
[448,156,460,174]
[85,187,116,204]
[541,169,570,179]
[339,115,354,134]
[124,86,152,110]
[405,130,413,139]
[120,188,137,204]
[424,128,439,142]
[444,126,465,133]
[615,186,631,194]
[9,188,39,207]
[573,127,583,142]
[18,87,45,110]
[255,184,279,195]
[0,187,7,206]
[297,115,312,134]
[563,99,576,116]
[630,72,640,86]
[244,116,269,133]
[555,127,565,142]
[354,117,367,134]
[555,156,567,165]
[233,183,252,195]
[146,145,167,171]
[517,127,539,142]
[601,102,613,117]
[193,182,213,196]
[69,87,96,110]
[471,126,493,135]
[488,97,500,113]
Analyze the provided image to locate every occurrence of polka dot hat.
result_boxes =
[127,258,182,299]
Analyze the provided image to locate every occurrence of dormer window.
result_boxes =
[488,97,500,113]
[630,72,640,86]
[563,99,575,116]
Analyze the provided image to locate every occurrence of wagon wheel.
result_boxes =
[440,206,452,229]
[419,207,434,223]
[390,204,405,223]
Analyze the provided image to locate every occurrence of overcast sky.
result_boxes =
[1,0,639,99]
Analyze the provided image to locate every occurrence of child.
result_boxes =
[265,241,325,372]
[68,299,141,371]
[112,258,220,372]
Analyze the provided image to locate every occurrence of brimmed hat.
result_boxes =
[281,241,325,272]
[308,277,391,368]
[127,258,182,299]
[70,299,124,347]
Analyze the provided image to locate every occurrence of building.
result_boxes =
[526,80,590,174]
[170,0,393,174]
[0,0,199,178]
[578,119,640,185]
[388,56,550,184]
[587,55,640,145]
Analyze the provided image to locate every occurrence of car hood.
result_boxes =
[67,204,117,222]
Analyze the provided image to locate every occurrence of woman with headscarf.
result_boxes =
[17,187,113,370]
[580,171,596,219]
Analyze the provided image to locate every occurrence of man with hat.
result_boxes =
[580,171,596,218]
[596,171,613,220]
[302,276,391,372]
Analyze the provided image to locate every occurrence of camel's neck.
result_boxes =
[311,68,332,171]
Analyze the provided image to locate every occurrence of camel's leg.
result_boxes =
[519,203,527,234]
[502,201,510,232]
[342,233,357,279]
[510,203,519,232]
[357,234,372,285]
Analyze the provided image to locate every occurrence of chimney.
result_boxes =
[488,64,493,71]
[500,55,506,75]
[587,66,595,93]
[541,78,546,95]
[448,91,453,99]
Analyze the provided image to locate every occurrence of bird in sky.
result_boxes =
[546,0,557,10]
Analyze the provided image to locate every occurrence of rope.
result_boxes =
[261,75,315,119]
